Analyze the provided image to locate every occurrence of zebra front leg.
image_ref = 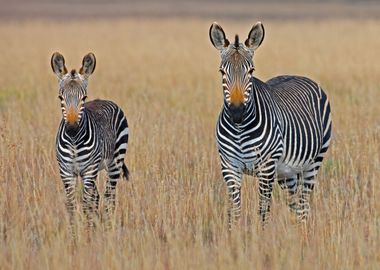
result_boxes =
[61,174,77,239]
[222,163,242,230]
[257,162,276,226]
[82,178,100,230]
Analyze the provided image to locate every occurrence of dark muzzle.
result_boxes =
[65,122,79,137]
[229,103,245,124]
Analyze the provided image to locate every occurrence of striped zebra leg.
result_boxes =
[82,177,100,229]
[278,176,298,213]
[61,174,77,238]
[297,166,318,222]
[221,163,242,230]
[103,160,123,229]
[257,161,276,225]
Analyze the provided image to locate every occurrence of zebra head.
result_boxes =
[51,52,96,132]
[209,22,265,124]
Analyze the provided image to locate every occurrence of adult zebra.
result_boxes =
[51,52,129,230]
[209,22,332,228]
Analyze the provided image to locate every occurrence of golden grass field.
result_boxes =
[0,18,379,269]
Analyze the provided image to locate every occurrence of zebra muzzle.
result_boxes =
[66,106,79,125]
[229,103,245,124]
[65,121,79,136]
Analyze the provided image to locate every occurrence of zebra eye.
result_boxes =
[219,68,226,75]
[248,67,255,74]
[82,95,87,101]
[58,95,63,101]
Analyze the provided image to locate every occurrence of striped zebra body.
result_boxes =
[210,23,332,227]
[218,76,331,175]
[57,100,129,179]
[51,52,129,232]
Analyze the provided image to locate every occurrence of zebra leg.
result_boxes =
[104,161,122,228]
[277,176,298,213]
[82,178,100,229]
[257,162,276,225]
[221,162,242,230]
[61,174,77,238]
[297,166,318,222]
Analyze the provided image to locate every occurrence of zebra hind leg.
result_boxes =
[278,176,298,213]
[297,166,318,223]
[82,178,100,231]
[104,160,123,229]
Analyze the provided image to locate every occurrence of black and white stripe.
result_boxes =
[210,22,332,227]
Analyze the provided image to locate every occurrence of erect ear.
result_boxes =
[79,53,96,79]
[51,52,67,79]
[245,22,265,52]
[209,22,230,50]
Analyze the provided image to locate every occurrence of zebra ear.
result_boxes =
[79,53,96,79]
[51,52,68,79]
[245,22,265,52]
[209,22,230,50]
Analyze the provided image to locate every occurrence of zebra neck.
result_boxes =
[63,111,88,140]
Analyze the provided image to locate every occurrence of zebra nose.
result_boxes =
[66,106,79,125]
[229,103,245,124]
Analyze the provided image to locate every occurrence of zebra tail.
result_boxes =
[122,163,129,181]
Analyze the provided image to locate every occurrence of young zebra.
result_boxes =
[51,52,129,230]
[209,22,332,228]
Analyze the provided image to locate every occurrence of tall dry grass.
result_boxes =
[0,18,379,269]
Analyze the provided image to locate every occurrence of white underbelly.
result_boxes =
[276,162,303,179]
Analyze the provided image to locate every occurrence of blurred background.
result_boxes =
[0,0,379,20]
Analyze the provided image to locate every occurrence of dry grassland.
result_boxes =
[0,18,379,269]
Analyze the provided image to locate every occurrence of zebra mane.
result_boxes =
[234,35,239,48]
[70,69,76,77]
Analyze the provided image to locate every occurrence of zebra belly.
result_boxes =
[98,158,113,171]
[240,158,303,178]
[276,162,302,179]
